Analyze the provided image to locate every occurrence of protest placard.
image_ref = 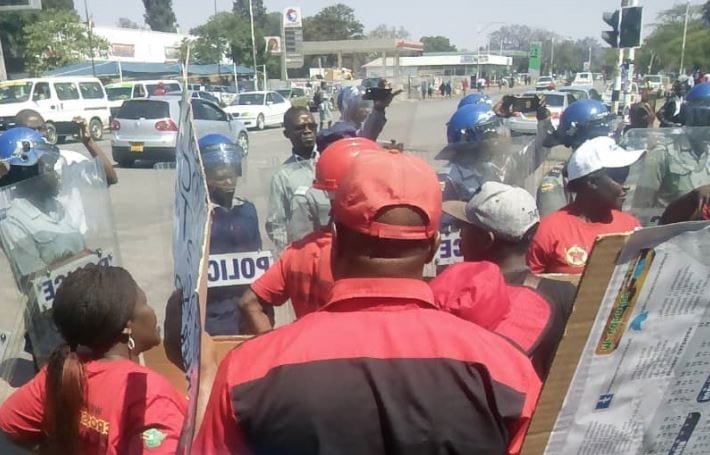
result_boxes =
[523,222,710,454]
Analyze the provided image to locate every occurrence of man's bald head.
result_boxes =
[15,109,45,129]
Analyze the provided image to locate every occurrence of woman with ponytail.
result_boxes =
[0,265,186,454]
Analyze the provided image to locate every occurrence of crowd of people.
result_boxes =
[0,75,707,453]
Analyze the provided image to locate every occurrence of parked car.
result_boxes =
[208,86,238,106]
[224,91,291,130]
[191,90,221,104]
[276,87,310,108]
[535,76,556,91]
[558,86,603,102]
[110,96,248,167]
[506,90,576,135]
[105,80,182,118]
[0,76,110,144]
[572,72,594,87]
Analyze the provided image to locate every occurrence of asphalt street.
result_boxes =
[60,88,527,325]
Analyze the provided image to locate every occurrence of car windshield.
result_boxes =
[106,87,132,101]
[118,100,171,119]
[543,94,565,107]
[276,90,291,98]
[146,83,181,94]
[236,93,265,105]
[539,77,552,82]
[0,82,33,104]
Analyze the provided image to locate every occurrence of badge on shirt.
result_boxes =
[565,245,588,267]
[207,251,273,288]
[142,428,166,449]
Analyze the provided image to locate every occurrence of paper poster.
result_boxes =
[207,251,273,288]
[173,90,211,450]
[540,222,710,454]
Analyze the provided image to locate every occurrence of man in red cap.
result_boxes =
[195,150,541,454]
[238,138,380,333]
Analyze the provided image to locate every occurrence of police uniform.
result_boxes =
[207,199,271,336]
[0,195,85,366]
[265,153,317,253]
[536,163,571,217]
[634,134,710,208]
[287,186,331,243]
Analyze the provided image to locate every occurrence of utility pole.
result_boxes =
[0,35,7,81]
[680,1,690,75]
[83,0,96,77]
[550,39,554,76]
[248,0,258,90]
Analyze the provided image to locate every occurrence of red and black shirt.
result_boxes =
[194,278,541,455]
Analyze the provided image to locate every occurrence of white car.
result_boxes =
[0,76,110,144]
[572,72,594,87]
[535,76,556,91]
[506,90,576,135]
[224,91,291,130]
[105,80,182,117]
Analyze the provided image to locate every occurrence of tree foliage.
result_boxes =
[117,18,142,29]
[42,0,75,11]
[420,36,457,52]
[143,0,177,33]
[233,0,267,25]
[303,4,364,41]
[704,0,710,26]
[23,9,110,75]
[635,4,710,74]
[368,25,410,40]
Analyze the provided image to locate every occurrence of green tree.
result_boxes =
[42,0,75,11]
[233,0,266,25]
[23,9,110,75]
[420,36,457,52]
[367,24,410,40]
[261,11,282,36]
[634,4,710,74]
[303,4,364,41]
[143,0,177,33]
[0,11,38,74]
[117,17,141,29]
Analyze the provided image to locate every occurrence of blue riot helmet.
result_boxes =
[557,99,615,149]
[198,133,243,177]
[337,85,373,125]
[0,127,46,167]
[0,127,61,188]
[683,82,710,127]
[446,104,500,145]
[457,93,491,109]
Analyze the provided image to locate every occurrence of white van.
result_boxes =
[105,80,183,117]
[572,72,594,87]
[0,77,111,144]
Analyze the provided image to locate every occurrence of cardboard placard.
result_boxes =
[207,251,273,288]
[523,222,710,454]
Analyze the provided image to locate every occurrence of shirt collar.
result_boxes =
[323,278,438,312]
[288,149,318,163]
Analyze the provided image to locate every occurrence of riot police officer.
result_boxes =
[457,92,491,110]
[198,133,272,335]
[536,99,616,216]
[634,82,710,209]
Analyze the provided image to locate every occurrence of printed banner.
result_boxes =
[436,231,463,266]
[207,251,273,288]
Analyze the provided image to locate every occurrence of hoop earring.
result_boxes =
[127,336,136,352]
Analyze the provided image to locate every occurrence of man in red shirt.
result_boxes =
[432,181,576,379]
[528,136,644,274]
[194,150,541,454]
[238,138,380,333]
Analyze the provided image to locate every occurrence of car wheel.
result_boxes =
[237,131,249,156]
[89,118,103,141]
[45,122,58,145]
[256,114,265,130]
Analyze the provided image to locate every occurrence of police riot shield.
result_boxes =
[620,127,710,226]
[0,158,121,399]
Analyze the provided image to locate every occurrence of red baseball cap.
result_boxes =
[333,149,442,240]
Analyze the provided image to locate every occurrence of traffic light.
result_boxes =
[602,10,620,48]
[620,6,643,48]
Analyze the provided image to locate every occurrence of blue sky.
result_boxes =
[81,0,690,49]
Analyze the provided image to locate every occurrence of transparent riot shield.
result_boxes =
[0,158,121,399]
[620,127,710,226]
